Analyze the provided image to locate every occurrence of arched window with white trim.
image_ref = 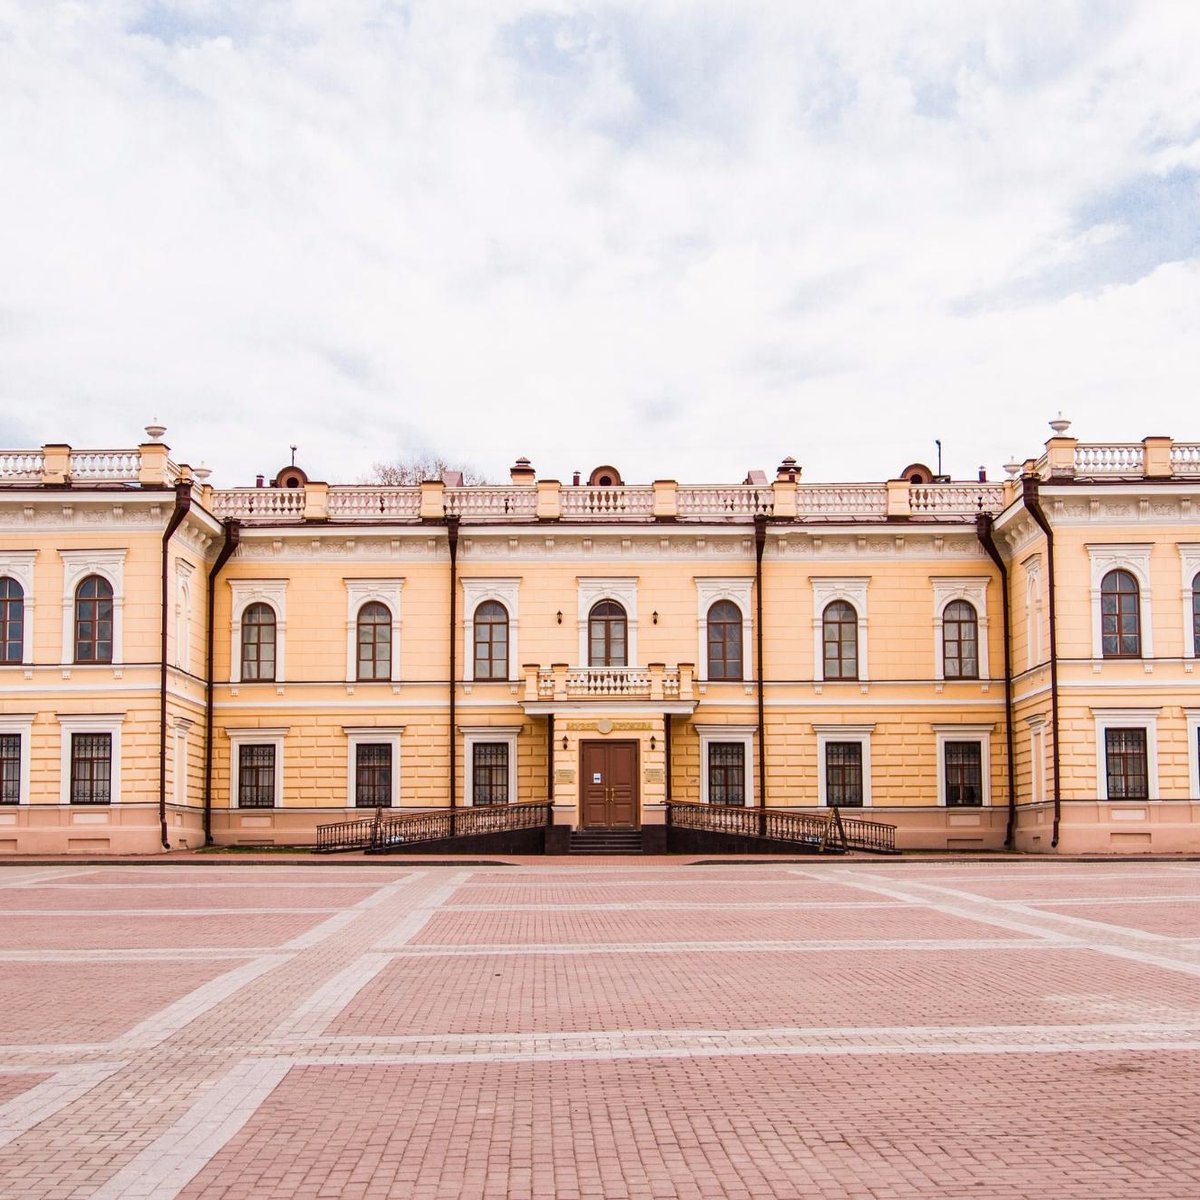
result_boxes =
[356,601,392,681]
[822,600,858,681]
[1101,569,1141,658]
[589,600,627,667]
[706,600,743,681]
[74,575,113,664]
[942,600,979,679]
[0,577,23,665]
[473,601,509,681]
[241,603,277,681]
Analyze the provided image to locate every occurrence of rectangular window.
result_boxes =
[0,734,19,804]
[70,733,112,804]
[238,744,276,809]
[355,743,392,807]
[944,741,982,807]
[825,741,863,807]
[1105,728,1148,800]
[708,742,745,805]
[472,743,509,805]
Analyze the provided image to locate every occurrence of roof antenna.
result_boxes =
[289,444,298,466]
[935,439,942,477]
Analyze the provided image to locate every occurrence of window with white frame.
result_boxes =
[695,579,753,683]
[344,579,403,683]
[1087,545,1152,660]
[811,578,868,682]
[933,725,992,807]
[229,580,288,684]
[57,714,124,805]
[226,728,287,809]
[931,578,989,681]
[0,551,35,665]
[461,727,520,806]
[0,714,33,804]
[815,725,874,807]
[1092,709,1159,800]
[344,726,403,808]
[1178,547,1200,660]
[59,550,125,666]
[462,579,519,683]
[697,725,755,806]
[577,578,638,668]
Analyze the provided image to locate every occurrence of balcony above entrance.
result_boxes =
[520,663,698,714]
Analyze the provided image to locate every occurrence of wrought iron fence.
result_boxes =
[315,801,551,853]
[666,802,896,854]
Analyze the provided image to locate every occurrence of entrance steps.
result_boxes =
[569,829,644,855]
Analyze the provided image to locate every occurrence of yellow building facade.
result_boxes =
[1,425,1198,855]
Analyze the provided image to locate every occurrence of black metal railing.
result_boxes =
[666,802,897,854]
[316,801,551,854]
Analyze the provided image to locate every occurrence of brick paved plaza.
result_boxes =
[1,858,1199,1198]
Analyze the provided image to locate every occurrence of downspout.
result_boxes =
[446,517,460,828]
[159,481,192,849]
[754,515,768,836]
[1020,477,1062,847]
[976,513,1017,850]
[203,520,240,847]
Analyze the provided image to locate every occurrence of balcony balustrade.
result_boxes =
[525,663,694,703]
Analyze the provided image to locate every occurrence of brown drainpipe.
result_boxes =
[158,481,192,849]
[203,520,240,846]
[976,513,1017,850]
[1020,477,1062,847]
[754,515,767,836]
[446,517,460,828]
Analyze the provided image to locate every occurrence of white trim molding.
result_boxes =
[344,578,404,683]
[811,577,869,682]
[1087,543,1153,659]
[577,577,638,667]
[1178,546,1200,660]
[0,551,36,665]
[343,725,404,809]
[460,725,521,806]
[932,723,993,807]
[695,578,753,682]
[57,712,125,805]
[1025,714,1047,804]
[59,549,126,666]
[462,577,520,683]
[0,713,35,804]
[1185,709,1200,800]
[931,576,990,681]
[174,560,194,670]
[228,579,288,684]
[1091,707,1160,801]
[813,723,874,808]
[225,726,289,808]
[172,716,193,807]
[1022,555,1044,670]
[696,723,756,807]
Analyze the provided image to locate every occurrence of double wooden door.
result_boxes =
[580,741,639,829]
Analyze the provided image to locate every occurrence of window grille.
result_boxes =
[238,744,276,808]
[355,743,392,807]
[71,733,112,804]
[472,742,509,804]
[708,742,745,805]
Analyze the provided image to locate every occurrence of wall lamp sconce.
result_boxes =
[652,611,659,625]
[556,610,563,624]
[650,735,657,751]
[561,735,568,750]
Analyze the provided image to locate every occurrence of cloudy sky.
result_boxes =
[1,1,1199,487]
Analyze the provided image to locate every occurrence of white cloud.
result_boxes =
[1,0,1198,485]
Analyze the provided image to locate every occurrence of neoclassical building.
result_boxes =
[1,423,1198,855]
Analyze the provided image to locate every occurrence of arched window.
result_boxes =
[707,600,743,680]
[942,600,979,679]
[822,600,857,680]
[0,577,23,664]
[356,602,392,681]
[1192,572,1200,658]
[74,575,113,663]
[241,603,276,681]
[473,601,509,681]
[1100,569,1140,658]
[589,600,627,667]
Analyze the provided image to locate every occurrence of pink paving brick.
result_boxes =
[0,912,325,949]
[0,1072,50,1105]
[330,945,1200,1037]
[1032,900,1200,937]
[409,903,1016,946]
[922,871,1200,901]
[0,961,241,1044]
[177,1052,1200,1200]
[453,879,868,906]
[0,885,378,911]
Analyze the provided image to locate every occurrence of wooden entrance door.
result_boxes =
[580,741,639,829]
